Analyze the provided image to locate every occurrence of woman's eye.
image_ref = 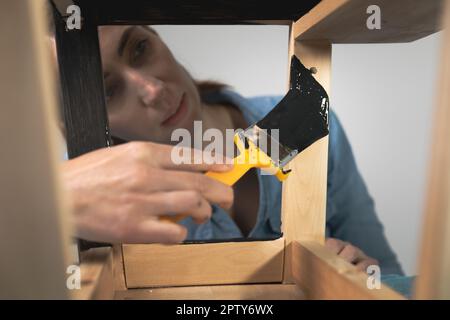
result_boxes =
[133,39,148,61]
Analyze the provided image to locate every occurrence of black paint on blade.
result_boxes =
[256,55,329,152]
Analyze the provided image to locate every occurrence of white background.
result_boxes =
[153,25,442,276]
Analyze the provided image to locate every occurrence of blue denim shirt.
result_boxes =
[180,89,404,276]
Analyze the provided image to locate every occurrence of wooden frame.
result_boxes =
[2,0,448,299]
[50,0,327,292]
[54,0,447,299]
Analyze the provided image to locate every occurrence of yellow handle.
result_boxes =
[205,133,282,186]
[206,149,257,186]
[205,154,255,186]
[160,133,291,223]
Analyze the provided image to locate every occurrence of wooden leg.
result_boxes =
[282,25,331,283]
[52,2,112,252]
[52,2,111,158]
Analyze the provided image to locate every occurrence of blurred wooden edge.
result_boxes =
[292,241,405,300]
[414,0,450,300]
[72,247,114,300]
[293,0,443,43]
[122,238,284,288]
[0,0,73,299]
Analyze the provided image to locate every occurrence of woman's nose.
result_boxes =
[125,69,164,107]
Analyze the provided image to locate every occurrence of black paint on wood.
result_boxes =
[257,56,329,152]
[53,0,321,25]
[52,4,111,159]
[52,3,112,251]
[50,0,321,250]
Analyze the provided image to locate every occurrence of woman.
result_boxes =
[88,25,404,276]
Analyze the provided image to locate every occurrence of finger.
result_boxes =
[137,191,213,223]
[157,144,234,172]
[339,244,361,264]
[356,258,379,272]
[325,238,347,255]
[126,219,188,244]
[145,170,234,209]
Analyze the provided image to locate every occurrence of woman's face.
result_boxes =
[98,26,202,144]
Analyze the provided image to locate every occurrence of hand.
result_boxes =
[62,141,234,244]
[325,238,379,272]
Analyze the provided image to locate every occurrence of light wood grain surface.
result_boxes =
[292,241,405,300]
[294,0,443,43]
[123,238,284,288]
[282,35,331,283]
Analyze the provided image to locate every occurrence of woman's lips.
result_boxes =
[161,93,188,127]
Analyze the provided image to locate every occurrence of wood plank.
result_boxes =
[282,38,331,283]
[0,0,73,299]
[123,238,284,288]
[52,3,112,159]
[292,241,405,300]
[294,0,443,43]
[414,0,450,300]
[73,248,115,300]
[51,0,320,25]
[52,0,113,251]
[115,284,304,300]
